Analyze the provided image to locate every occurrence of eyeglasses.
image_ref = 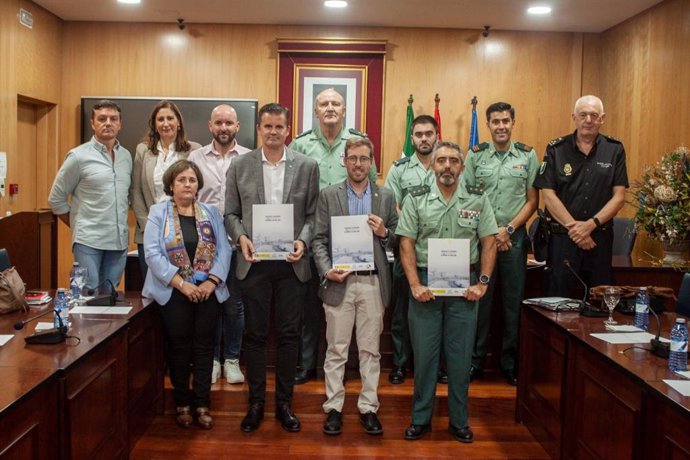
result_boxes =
[576,112,601,121]
[345,156,372,164]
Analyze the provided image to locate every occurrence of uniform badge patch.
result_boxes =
[563,163,572,176]
[459,209,481,221]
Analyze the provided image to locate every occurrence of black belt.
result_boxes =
[353,270,378,276]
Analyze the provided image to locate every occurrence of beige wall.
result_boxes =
[1,0,688,285]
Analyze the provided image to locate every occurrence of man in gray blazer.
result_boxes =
[312,137,397,436]
[225,103,319,433]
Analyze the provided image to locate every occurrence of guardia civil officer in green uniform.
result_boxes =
[396,141,497,444]
[464,102,538,386]
[534,95,628,297]
[289,88,378,384]
[383,114,437,385]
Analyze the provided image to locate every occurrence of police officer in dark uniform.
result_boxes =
[533,95,628,297]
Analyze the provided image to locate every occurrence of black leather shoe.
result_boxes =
[502,369,518,386]
[388,367,406,384]
[469,366,483,382]
[241,403,264,432]
[437,368,448,384]
[294,368,317,385]
[323,409,342,435]
[360,412,383,435]
[404,423,432,440]
[275,404,301,432]
[449,424,474,443]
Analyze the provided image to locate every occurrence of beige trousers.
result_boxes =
[322,273,384,414]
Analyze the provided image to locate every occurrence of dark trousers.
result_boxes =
[546,229,614,298]
[473,227,528,372]
[159,289,221,409]
[240,261,307,407]
[298,257,325,371]
[390,258,412,368]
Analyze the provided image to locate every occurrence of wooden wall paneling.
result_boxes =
[0,0,19,219]
[15,101,38,211]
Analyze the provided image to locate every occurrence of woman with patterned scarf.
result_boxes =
[142,160,231,430]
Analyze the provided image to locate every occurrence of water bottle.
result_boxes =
[634,286,649,331]
[70,262,80,300]
[669,318,688,372]
[53,288,70,330]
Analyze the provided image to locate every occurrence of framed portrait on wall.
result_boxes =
[277,39,386,171]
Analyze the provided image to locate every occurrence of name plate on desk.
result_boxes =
[252,204,294,260]
[331,215,374,271]
[427,238,470,296]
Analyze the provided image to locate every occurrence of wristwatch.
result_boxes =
[506,224,515,235]
[479,274,491,285]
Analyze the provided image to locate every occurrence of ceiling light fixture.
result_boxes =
[324,1,348,8]
[527,6,552,15]
[118,0,141,4]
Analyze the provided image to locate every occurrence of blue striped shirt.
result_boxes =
[345,180,372,216]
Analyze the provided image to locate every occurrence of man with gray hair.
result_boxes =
[534,95,628,297]
[396,141,497,443]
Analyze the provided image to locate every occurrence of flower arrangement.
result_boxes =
[631,146,690,244]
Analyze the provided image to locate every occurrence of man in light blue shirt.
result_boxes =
[49,100,132,291]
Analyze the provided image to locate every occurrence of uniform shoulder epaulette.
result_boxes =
[548,137,564,147]
[348,128,368,138]
[294,129,313,139]
[393,156,411,167]
[472,142,489,153]
[466,185,483,195]
[602,134,622,144]
[514,142,533,152]
[408,184,430,197]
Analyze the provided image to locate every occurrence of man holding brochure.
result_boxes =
[312,137,398,436]
[395,141,497,444]
[224,103,319,433]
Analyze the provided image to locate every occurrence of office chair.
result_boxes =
[612,217,637,256]
[0,248,10,271]
[677,273,690,317]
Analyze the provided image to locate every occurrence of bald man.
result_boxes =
[534,95,628,297]
[189,104,250,385]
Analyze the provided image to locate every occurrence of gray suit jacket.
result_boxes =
[312,180,398,307]
[130,141,201,244]
[224,147,319,281]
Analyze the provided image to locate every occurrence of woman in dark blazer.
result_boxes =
[143,160,231,430]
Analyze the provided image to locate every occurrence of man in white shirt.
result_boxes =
[225,103,319,433]
[189,104,250,385]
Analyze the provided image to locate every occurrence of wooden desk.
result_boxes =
[0,295,164,460]
[517,305,690,459]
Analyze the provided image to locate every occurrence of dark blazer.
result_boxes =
[311,180,398,307]
[224,147,319,281]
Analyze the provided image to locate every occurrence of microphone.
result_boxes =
[648,305,670,359]
[14,308,56,330]
[563,260,607,317]
[19,308,68,345]
[85,278,118,306]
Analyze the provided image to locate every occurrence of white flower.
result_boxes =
[654,185,677,203]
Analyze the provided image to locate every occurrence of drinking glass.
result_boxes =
[603,286,620,325]
[74,267,88,302]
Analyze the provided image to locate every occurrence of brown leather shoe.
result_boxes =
[176,406,192,428]
[196,407,213,429]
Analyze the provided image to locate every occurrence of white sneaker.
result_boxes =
[211,360,221,384]
[224,359,245,384]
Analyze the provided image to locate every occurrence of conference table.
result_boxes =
[0,294,164,460]
[517,304,690,460]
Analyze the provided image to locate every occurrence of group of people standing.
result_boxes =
[47,88,627,442]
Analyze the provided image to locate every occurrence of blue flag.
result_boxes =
[468,103,479,150]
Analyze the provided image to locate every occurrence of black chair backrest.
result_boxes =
[677,273,690,317]
[612,217,637,256]
[0,248,10,271]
